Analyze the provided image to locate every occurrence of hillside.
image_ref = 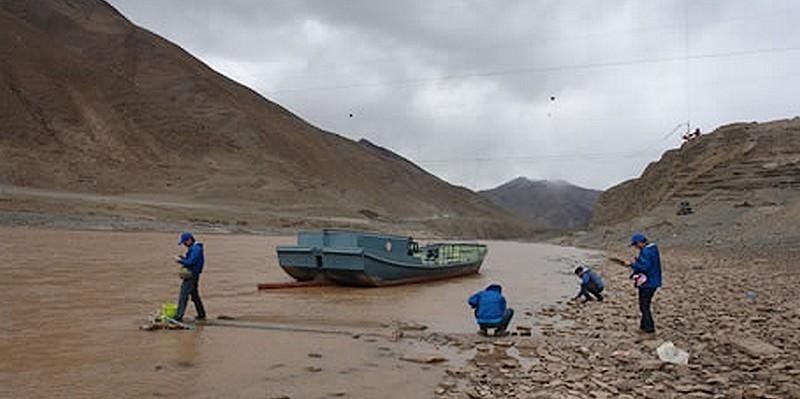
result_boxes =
[0,0,529,237]
[479,178,601,231]
[575,118,800,251]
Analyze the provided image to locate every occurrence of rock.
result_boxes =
[638,359,664,371]
[308,352,323,358]
[524,392,556,399]
[705,375,728,385]
[528,372,550,383]
[305,366,322,372]
[216,315,236,320]
[743,385,767,399]
[446,367,467,377]
[400,353,448,364]
[398,321,428,331]
[781,383,800,399]
[731,336,781,358]
[500,359,518,369]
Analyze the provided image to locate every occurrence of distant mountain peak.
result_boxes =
[479,177,602,231]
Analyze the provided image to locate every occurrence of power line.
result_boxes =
[265,45,800,94]
[413,121,687,166]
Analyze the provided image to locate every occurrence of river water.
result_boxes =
[0,228,597,398]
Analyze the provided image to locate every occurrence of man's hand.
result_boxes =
[174,255,184,263]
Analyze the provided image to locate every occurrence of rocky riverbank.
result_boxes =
[430,249,800,398]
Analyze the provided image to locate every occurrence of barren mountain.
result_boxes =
[575,118,800,251]
[0,0,528,237]
[479,178,601,231]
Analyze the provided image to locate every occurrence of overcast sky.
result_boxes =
[109,0,800,190]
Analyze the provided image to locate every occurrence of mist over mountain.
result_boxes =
[479,177,601,231]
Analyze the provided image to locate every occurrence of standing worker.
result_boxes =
[629,233,662,334]
[468,283,514,336]
[573,266,604,302]
[174,232,206,322]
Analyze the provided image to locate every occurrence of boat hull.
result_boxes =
[277,247,483,287]
[324,258,483,287]
[276,246,323,282]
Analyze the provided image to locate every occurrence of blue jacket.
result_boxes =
[179,242,205,274]
[468,284,507,324]
[581,269,604,290]
[631,243,661,288]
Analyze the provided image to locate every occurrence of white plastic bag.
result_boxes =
[656,341,689,365]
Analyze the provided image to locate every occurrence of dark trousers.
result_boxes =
[176,274,206,321]
[579,282,604,301]
[638,287,657,333]
[479,308,514,334]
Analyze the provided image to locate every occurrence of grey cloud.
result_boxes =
[109,0,800,190]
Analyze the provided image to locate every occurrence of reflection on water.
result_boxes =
[0,228,596,398]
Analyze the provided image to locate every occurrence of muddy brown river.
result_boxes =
[0,228,597,398]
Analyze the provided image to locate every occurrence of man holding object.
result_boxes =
[174,232,206,322]
[629,233,662,334]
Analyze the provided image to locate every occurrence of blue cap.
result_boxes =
[179,232,194,245]
[630,233,647,246]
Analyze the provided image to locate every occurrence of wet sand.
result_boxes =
[0,228,597,398]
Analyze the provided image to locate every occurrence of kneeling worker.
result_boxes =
[468,283,514,336]
[574,266,604,302]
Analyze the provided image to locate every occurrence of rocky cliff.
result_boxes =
[583,118,800,250]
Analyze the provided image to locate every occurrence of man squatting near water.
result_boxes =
[468,283,514,336]
[573,266,605,302]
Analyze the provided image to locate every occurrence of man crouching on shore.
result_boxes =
[573,266,605,302]
[630,233,662,334]
[468,283,514,336]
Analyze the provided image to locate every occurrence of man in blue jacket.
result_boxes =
[468,283,514,336]
[629,233,662,334]
[573,266,604,302]
[174,232,206,322]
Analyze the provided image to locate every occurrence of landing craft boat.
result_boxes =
[276,230,487,286]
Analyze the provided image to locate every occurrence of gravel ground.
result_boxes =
[429,248,800,399]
